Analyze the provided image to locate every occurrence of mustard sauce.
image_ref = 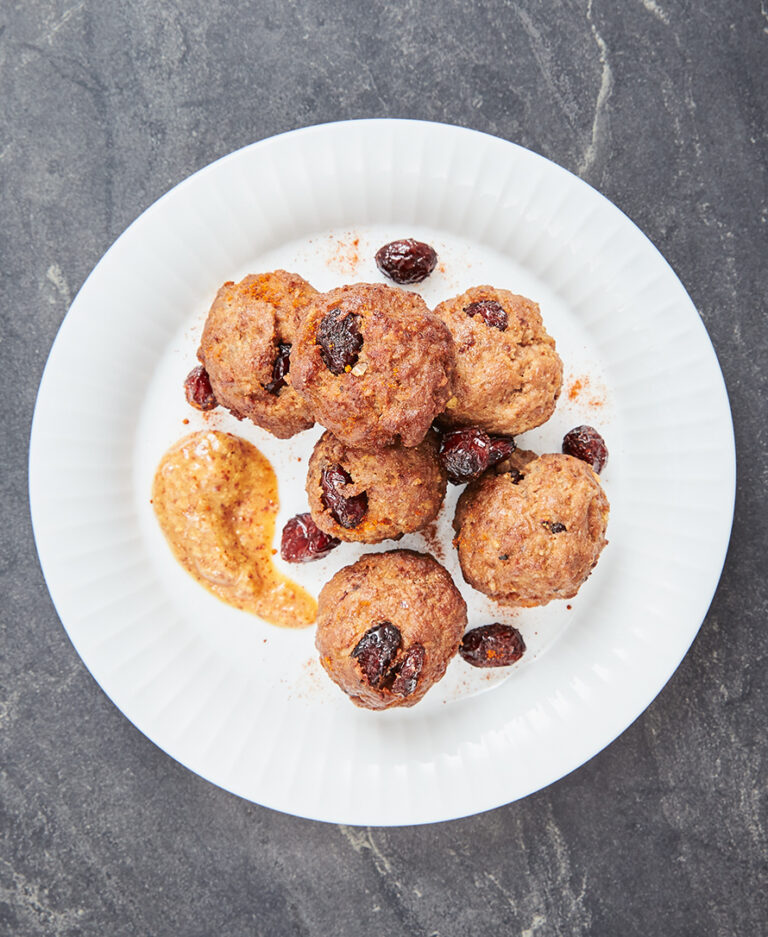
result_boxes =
[152,431,316,628]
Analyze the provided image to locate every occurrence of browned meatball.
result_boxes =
[433,286,563,435]
[454,453,609,607]
[198,271,317,438]
[315,550,467,710]
[291,283,455,448]
[306,430,446,544]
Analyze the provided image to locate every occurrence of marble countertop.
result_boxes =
[2,1,765,934]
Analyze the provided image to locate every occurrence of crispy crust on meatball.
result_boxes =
[198,271,317,438]
[291,283,455,448]
[434,286,563,435]
[315,550,467,710]
[307,430,447,543]
[454,453,609,607]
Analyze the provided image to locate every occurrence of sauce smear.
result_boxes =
[152,431,316,628]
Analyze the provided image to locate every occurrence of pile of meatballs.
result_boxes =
[184,239,610,711]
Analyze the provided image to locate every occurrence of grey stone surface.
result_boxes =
[1,0,766,934]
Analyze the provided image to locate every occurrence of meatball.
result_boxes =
[291,283,455,448]
[315,550,467,710]
[454,452,609,607]
[433,286,563,435]
[197,270,317,439]
[306,430,446,543]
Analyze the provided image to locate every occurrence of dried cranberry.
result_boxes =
[352,622,401,687]
[375,239,438,284]
[488,435,516,464]
[184,365,217,410]
[320,463,368,528]
[388,644,425,696]
[507,467,524,484]
[542,521,567,533]
[263,342,291,395]
[562,425,608,473]
[459,624,526,668]
[464,299,508,331]
[439,428,492,484]
[316,307,363,375]
[280,512,340,562]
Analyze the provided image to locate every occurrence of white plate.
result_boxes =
[29,120,735,825]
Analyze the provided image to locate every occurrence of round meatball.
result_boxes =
[433,286,563,435]
[316,550,467,710]
[454,452,609,607]
[306,430,446,544]
[198,270,317,438]
[291,283,455,448]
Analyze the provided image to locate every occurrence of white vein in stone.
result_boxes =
[579,0,614,177]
